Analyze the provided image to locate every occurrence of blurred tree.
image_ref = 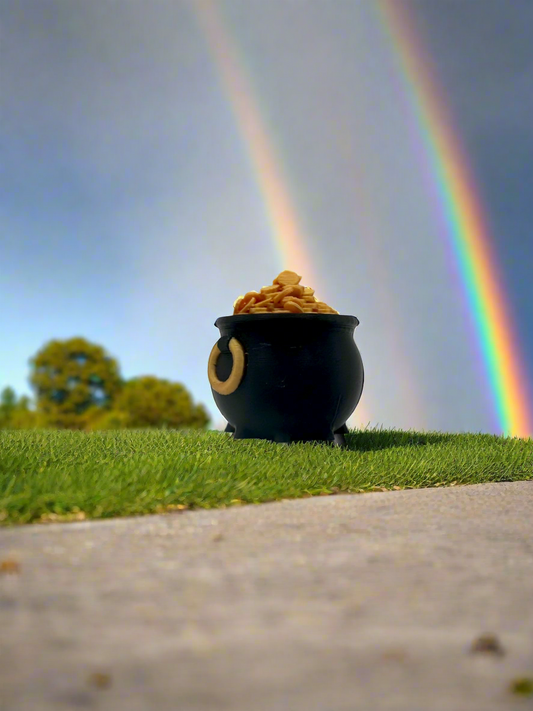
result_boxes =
[9,395,42,429]
[0,387,16,425]
[0,388,42,429]
[86,409,131,431]
[87,375,211,431]
[29,337,123,430]
[189,402,211,430]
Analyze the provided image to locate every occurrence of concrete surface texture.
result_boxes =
[1,480,532,711]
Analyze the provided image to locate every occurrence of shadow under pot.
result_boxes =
[208,313,364,448]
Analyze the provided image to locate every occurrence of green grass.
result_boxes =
[0,427,531,526]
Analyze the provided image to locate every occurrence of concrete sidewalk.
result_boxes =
[1,481,532,711]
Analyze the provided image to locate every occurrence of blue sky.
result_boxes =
[1,0,532,436]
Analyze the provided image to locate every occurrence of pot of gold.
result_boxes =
[208,271,364,447]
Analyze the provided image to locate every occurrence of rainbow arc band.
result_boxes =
[208,337,245,395]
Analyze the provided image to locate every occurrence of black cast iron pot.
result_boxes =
[208,313,364,447]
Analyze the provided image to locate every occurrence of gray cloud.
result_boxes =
[1,0,531,434]
[410,0,533,135]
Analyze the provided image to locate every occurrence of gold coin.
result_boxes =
[283,299,304,313]
[272,286,294,304]
[286,296,307,307]
[273,270,302,287]
[233,298,244,314]
[230,272,339,315]
[286,283,304,298]
[239,297,256,313]
[244,291,266,303]
[260,285,280,294]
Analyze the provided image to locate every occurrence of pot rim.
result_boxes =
[215,313,359,329]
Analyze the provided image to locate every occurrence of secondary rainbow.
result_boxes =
[377,0,533,438]
[189,0,374,427]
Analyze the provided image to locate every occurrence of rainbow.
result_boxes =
[191,0,532,438]
[376,0,532,438]
[190,0,374,428]
[338,120,428,430]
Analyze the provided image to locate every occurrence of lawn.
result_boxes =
[0,426,531,526]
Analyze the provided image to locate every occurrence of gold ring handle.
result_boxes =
[208,337,245,395]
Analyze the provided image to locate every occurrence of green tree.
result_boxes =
[0,387,16,426]
[9,395,42,429]
[189,402,211,430]
[0,388,42,429]
[29,337,123,430]
[88,375,211,431]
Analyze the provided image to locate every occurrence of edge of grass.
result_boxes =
[0,426,531,526]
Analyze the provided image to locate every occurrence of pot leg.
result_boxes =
[334,422,349,435]
[333,432,347,448]
[224,422,347,447]
[333,422,348,448]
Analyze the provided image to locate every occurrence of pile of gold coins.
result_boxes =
[233,271,339,315]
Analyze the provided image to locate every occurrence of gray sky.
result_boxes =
[1,0,532,436]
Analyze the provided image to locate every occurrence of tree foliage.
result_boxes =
[19,336,211,431]
[0,387,16,422]
[88,375,210,431]
[28,337,123,430]
[0,387,41,429]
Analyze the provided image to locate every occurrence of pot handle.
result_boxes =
[208,337,245,395]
